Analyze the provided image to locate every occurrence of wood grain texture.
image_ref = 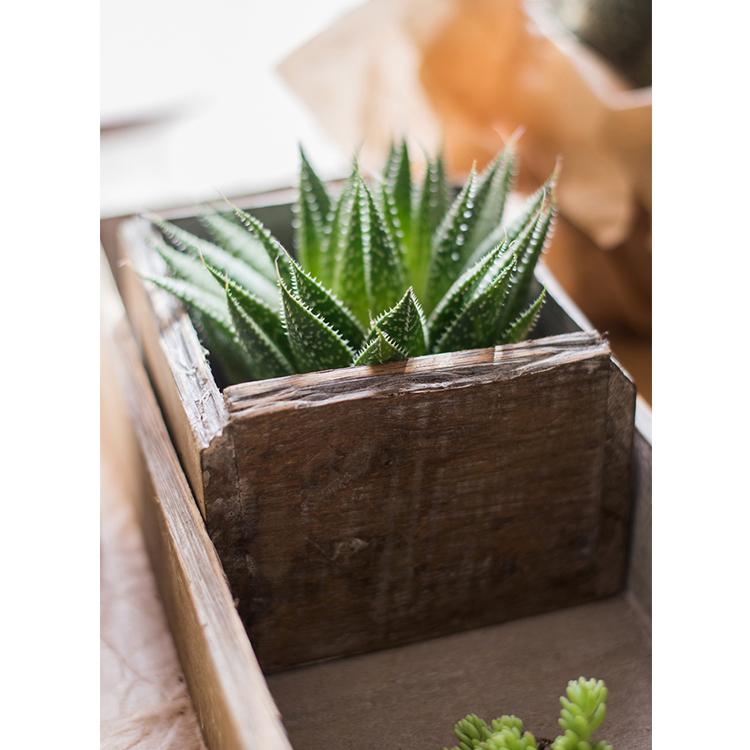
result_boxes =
[119,206,640,672]
[105,262,292,750]
[219,332,632,671]
[120,217,228,516]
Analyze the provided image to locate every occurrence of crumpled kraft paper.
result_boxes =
[279,0,651,380]
[278,0,650,251]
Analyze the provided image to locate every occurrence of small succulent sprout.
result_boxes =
[442,678,611,750]
[551,678,612,750]
[144,140,554,384]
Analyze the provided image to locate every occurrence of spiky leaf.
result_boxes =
[427,240,508,345]
[410,158,441,296]
[463,146,516,258]
[227,289,294,380]
[362,181,406,314]
[462,160,558,270]
[385,139,412,247]
[230,203,291,283]
[150,236,221,296]
[434,261,515,353]
[352,327,407,366]
[431,152,451,231]
[151,217,278,307]
[366,287,427,357]
[203,262,290,358]
[200,212,276,280]
[424,168,478,312]
[279,280,353,372]
[334,179,369,324]
[500,289,546,344]
[321,171,356,287]
[142,275,254,382]
[299,145,331,220]
[284,251,365,349]
[500,199,555,327]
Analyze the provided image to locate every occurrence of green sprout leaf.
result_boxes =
[200,212,276,280]
[352,326,407,366]
[150,236,222,296]
[365,287,427,357]
[151,217,279,307]
[424,167,478,312]
[284,249,365,350]
[433,261,515,353]
[279,278,354,373]
[500,289,546,344]
[146,142,557,385]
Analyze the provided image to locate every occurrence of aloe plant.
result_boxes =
[443,678,612,750]
[144,140,557,384]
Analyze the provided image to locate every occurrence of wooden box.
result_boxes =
[119,190,637,673]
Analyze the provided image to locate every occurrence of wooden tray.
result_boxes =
[118,192,639,672]
[105,186,651,748]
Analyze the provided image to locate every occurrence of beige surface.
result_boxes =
[268,595,651,749]
[100,276,206,750]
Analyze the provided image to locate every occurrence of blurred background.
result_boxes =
[101,0,651,400]
[101,5,650,744]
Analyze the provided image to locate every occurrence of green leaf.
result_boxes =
[299,145,332,221]
[501,198,556,327]
[433,261,515,353]
[226,289,294,380]
[506,161,560,242]
[462,159,558,271]
[427,240,508,345]
[283,250,365,350]
[143,273,233,327]
[150,236,222,296]
[500,289,546,344]
[409,157,442,297]
[463,145,516,258]
[334,177,406,322]
[362,181,406,314]
[142,274,255,382]
[334,179,369,325]
[424,168,478,312]
[378,179,404,254]
[385,139,412,249]
[365,287,427,357]
[202,262,290,358]
[295,146,331,278]
[352,326,407,366]
[151,217,279,308]
[229,203,292,283]
[321,172,357,287]
[382,140,398,183]
[200,212,276,280]
[279,279,354,372]
[431,152,451,232]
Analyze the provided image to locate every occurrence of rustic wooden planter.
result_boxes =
[119,190,637,674]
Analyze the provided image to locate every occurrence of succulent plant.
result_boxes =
[143,140,557,385]
[443,678,612,750]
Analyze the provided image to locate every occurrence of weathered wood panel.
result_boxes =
[119,205,638,672]
[120,217,227,516]
[105,260,292,750]
[219,333,633,670]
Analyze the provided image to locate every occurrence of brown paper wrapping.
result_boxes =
[278,0,651,398]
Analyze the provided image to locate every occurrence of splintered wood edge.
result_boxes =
[105,261,292,750]
[223,331,610,418]
[119,216,228,516]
